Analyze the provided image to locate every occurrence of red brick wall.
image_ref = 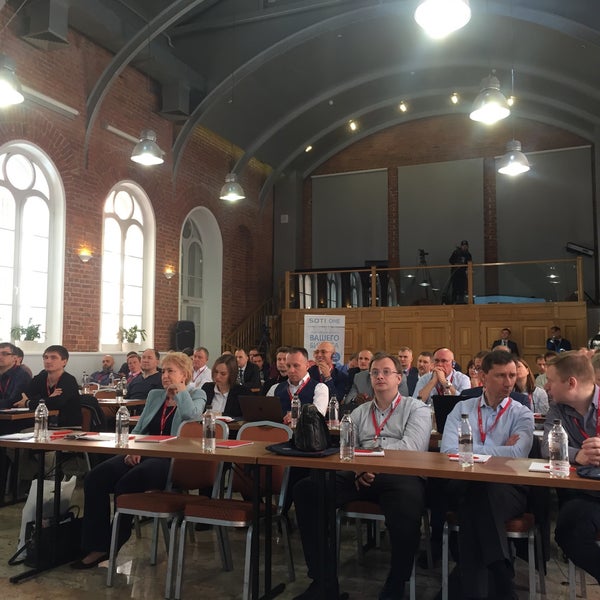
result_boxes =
[0,13,273,351]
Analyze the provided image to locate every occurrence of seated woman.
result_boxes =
[466,359,482,388]
[514,357,549,414]
[201,354,245,419]
[71,351,205,569]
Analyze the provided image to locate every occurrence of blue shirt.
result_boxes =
[441,395,534,458]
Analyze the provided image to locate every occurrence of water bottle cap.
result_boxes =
[460,413,468,418]
[553,419,560,425]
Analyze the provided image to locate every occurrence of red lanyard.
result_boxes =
[192,366,206,383]
[436,372,453,396]
[371,394,401,440]
[288,377,310,402]
[477,397,512,443]
[160,401,177,435]
[572,390,600,439]
[527,393,533,410]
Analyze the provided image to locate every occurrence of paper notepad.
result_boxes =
[528,461,575,473]
[134,435,176,443]
[215,440,254,449]
[448,454,492,463]
[355,449,385,457]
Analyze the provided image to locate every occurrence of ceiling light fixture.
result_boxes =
[219,172,245,202]
[399,101,408,113]
[0,55,24,107]
[305,145,313,153]
[469,72,510,124]
[507,95,515,107]
[497,139,530,176]
[348,119,358,131]
[414,0,471,39]
[450,92,459,105]
[130,129,165,166]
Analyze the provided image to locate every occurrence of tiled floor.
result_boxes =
[0,482,598,600]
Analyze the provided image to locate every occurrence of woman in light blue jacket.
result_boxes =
[72,351,206,569]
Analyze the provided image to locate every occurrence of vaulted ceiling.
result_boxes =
[22,0,600,202]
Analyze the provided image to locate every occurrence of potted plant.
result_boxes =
[118,325,147,352]
[11,319,42,351]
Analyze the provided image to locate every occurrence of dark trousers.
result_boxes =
[555,493,600,584]
[81,454,170,553]
[294,471,425,585]
[448,481,528,598]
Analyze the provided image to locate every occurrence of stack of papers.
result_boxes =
[355,448,385,457]
[0,432,34,440]
[447,454,492,463]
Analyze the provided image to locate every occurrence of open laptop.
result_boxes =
[238,395,284,423]
[432,394,465,434]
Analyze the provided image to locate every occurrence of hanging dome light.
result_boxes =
[131,129,165,166]
[414,0,471,39]
[470,73,510,124]
[497,140,530,176]
[219,172,245,202]
[0,55,24,107]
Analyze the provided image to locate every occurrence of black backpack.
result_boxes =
[293,403,331,452]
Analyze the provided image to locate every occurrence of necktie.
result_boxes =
[238,368,243,384]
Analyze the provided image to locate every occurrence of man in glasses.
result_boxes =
[308,341,348,400]
[0,342,31,409]
[293,353,430,600]
[414,347,471,403]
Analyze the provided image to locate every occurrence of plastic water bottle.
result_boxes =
[427,399,438,433]
[339,413,355,461]
[202,410,216,453]
[290,393,301,429]
[81,371,89,394]
[115,403,130,448]
[121,376,127,398]
[458,413,474,468]
[33,399,49,442]
[109,372,115,387]
[328,395,339,429]
[115,378,124,404]
[548,419,570,478]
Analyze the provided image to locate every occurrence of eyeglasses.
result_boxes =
[370,369,399,378]
[0,351,14,356]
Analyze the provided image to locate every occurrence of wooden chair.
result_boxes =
[441,512,545,600]
[568,536,600,600]
[106,419,229,597]
[173,421,293,600]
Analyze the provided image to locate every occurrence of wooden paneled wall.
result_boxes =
[281,302,587,368]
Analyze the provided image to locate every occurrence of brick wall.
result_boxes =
[0,13,273,351]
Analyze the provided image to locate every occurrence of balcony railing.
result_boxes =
[284,257,583,309]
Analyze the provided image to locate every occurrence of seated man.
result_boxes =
[234,348,261,392]
[414,347,471,402]
[262,346,289,394]
[125,349,162,399]
[344,349,376,406]
[542,352,600,586]
[308,341,348,400]
[440,350,534,600]
[267,346,327,423]
[15,344,82,427]
[397,346,419,396]
[89,354,117,386]
[491,327,519,355]
[293,353,431,600]
[188,347,212,390]
[0,342,31,409]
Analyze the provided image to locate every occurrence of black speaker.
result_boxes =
[174,320,195,351]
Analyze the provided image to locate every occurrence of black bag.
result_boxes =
[576,465,600,480]
[293,403,331,452]
[21,511,82,569]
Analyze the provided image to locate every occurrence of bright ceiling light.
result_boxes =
[470,73,510,125]
[0,55,24,107]
[219,172,245,202]
[130,129,165,165]
[450,92,459,105]
[348,119,358,131]
[399,101,408,113]
[414,0,471,39]
[497,140,530,176]
[305,145,313,153]
[507,95,515,107]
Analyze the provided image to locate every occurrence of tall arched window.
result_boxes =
[299,274,313,309]
[100,182,155,349]
[349,272,363,308]
[181,218,203,346]
[326,273,341,308]
[0,142,65,344]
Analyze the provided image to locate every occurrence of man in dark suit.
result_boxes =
[491,327,519,355]
[234,348,261,392]
[398,346,419,396]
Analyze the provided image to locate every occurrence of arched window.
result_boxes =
[349,272,363,308]
[0,142,65,345]
[299,274,313,309]
[326,273,341,308]
[99,182,155,349]
[387,278,398,306]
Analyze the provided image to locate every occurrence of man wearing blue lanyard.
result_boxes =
[293,353,431,600]
[440,350,534,600]
[542,352,600,586]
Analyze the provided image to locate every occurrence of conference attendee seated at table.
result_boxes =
[251,351,270,387]
[0,342,31,409]
[308,341,348,400]
[188,346,212,390]
[234,348,261,392]
[514,357,549,414]
[117,351,139,380]
[397,346,419,396]
[439,350,534,600]
[416,351,433,377]
[72,351,205,569]
[267,347,328,424]
[122,353,142,384]
[125,349,162,399]
[541,351,600,587]
[414,347,471,402]
[347,349,373,387]
[344,349,376,407]
[491,327,519,355]
[89,354,118,386]
[13,346,32,378]
[591,352,600,386]
[293,353,431,600]
[201,354,245,418]
[261,346,289,395]
[546,325,572,353]
[15,345,81,427]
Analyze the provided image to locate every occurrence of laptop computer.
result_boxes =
[432,394,465,434]
[238,395,284,423]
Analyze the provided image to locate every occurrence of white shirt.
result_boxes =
[413,369,471,402]
[267,373,329,416]
[188,365,212,390]
[210,388,227,414]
